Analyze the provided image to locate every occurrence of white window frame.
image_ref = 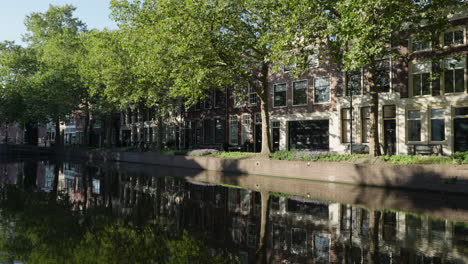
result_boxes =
[313,77,331,104]
[410,35,432,53]
[229,115,239,145]
[410,61,432,97]
[248,84,257,106]
[443,56,467,94]
[407,109,422,143]
[273,83,288,108]
[241,114,252,145]
[442,26,466,48]
[292,79,309,106]
[376,58,392,93]
[429,108,446,143]
[345,69,364,96]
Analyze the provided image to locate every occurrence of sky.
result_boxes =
[0,0,118,44]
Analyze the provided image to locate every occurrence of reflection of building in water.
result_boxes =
[0,163,21,185]
[57,163,102,209]
[113,170,468,264]
[267,196,468,263]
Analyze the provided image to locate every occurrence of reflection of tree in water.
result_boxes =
[0,178,233,263]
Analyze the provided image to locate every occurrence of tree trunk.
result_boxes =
[83,109,90,146]
[259,65,272,155]
[255,190,270,264]
[155,112,164,151]
[367,210,381,263]
[54,118,62,148]
[367,64,381,157]
[105,114,112,147]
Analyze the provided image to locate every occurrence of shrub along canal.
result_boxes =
[0,156,467,263]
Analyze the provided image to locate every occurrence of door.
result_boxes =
[272,127,280,151]
[254,124,262,152]
[454,118,468,152]
[384,120,396,155]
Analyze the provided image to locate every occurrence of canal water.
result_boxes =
[0,157,467,263]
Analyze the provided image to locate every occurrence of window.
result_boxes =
[455,107,468,116]
[307,53,319,68]
[444,28,465,46]
[341,108,352,143]
[195,121,201,145]
[248,84,257,105]
[204,93,213,109]
[233,86,246,107]
[411,62,431,96]
[229,116,238,145]
[292,80,308,106]
[430,108,445,141]
[383,105,396,118]
[214,119,223,144]
[314,77,330,103]
[347,69,362,95]
[407,110,421,141]
[444,57,466,94]
[284,62,296,72]
[194,101,202,111]
[361,107,371,143]
[273,83,287,107]
[411,37,431,52]
[214,89,225,108]
[241,115,251,145]
[376,59,391,92]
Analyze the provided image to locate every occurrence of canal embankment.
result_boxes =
[60,148,468,194]
[2,144,468,194]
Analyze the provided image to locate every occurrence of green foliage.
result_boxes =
[210,152,255,159]
[379,155,456,165]
[453,151,468,164]
[270,151,366,162]
[0,184,233,264]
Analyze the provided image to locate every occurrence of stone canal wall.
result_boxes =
[2,145,467,193]
[58,149,468,194]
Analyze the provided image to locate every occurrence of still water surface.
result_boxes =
[0,157,467,263]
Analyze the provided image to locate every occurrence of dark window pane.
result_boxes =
[431,119,445,141]
[445,70,454,93]
[408,120,421,141]
[214,89,225,108]
[203,119,213,144]
[455,107,468,116]
[444,32,453,46]
[347,70,362,95]
[376,59,391,92]
[455,69,465,93]
[454,30,464,45]
[274,84,287,107]
[314,78,330,103]
[383,105,396,118]
[421,73,431,95]
[293,81,308,105]
[413,74,421,96]
[214,119,223,143]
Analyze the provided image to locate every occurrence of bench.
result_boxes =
[408,144,443,156]
[347,144,369,154]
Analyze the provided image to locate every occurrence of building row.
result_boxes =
[118,15,468,156]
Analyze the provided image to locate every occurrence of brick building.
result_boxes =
[121,14,468,155]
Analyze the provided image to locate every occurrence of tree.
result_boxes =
[23,4,87,147]
[110,0,299,154]
[274,0,465,156]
